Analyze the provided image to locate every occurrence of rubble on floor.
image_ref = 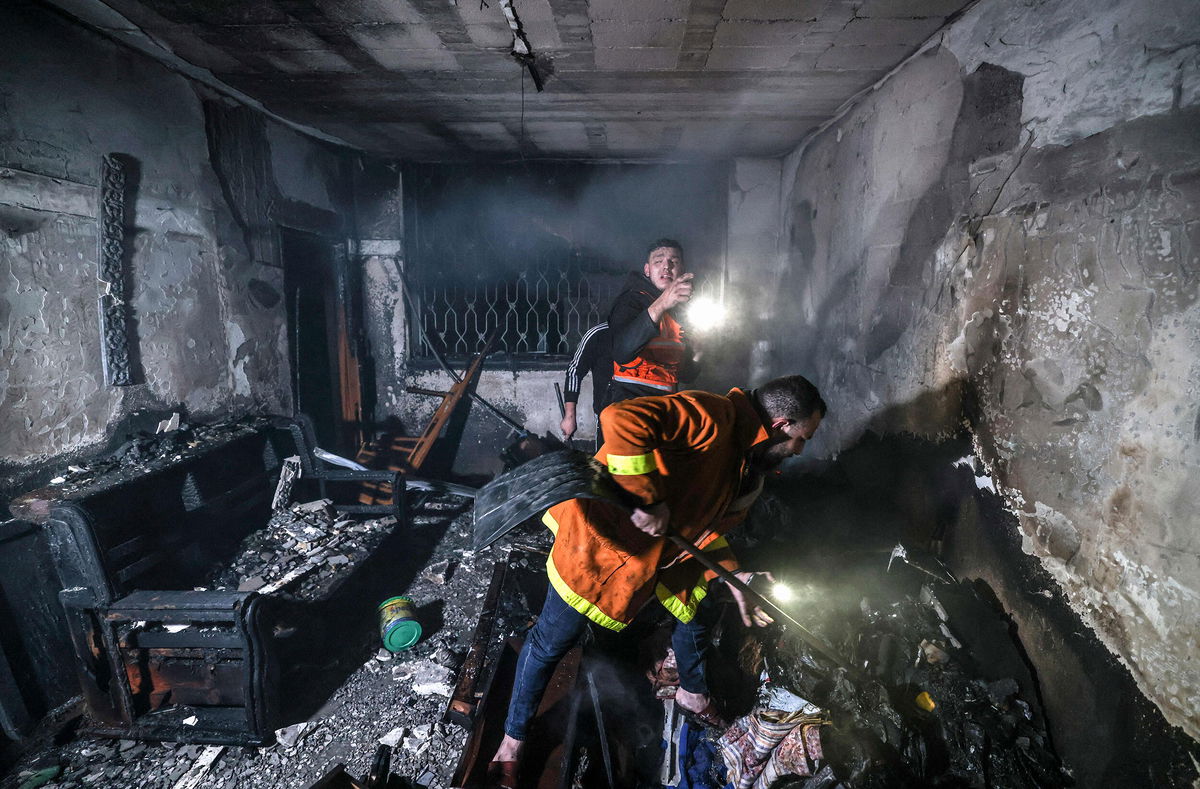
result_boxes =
[1,495,526,789]
[208,499,399,600]
[752,572,1072,787]
[8,417,269,521]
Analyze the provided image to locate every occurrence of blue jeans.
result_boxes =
[503,586,716,740]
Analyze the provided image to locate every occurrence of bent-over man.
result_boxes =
[487,375,827,788]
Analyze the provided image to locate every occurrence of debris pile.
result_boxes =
[2,495,500,789]
[757,577,1073,788]
[207,499,399,600]
[7,416,269,520]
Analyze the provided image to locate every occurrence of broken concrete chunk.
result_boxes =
[291,498,334,519]
[393,658,454,696]
[920,639,950,664]
[403,723,432,752]
[274,720,318,749]
[423,559,456,584]
[327,554,350,566]
[237,576,266,592]
[379,726,406,747]
[156,413,181,434]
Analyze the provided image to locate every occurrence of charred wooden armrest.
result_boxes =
[58,587,276,745]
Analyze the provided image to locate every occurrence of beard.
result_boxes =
[751,439,792,471]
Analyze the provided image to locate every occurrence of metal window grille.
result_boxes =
[408,252,627,361]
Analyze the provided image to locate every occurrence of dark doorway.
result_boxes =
[281,228,343,453]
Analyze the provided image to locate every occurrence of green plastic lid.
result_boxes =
[383,618,422,652]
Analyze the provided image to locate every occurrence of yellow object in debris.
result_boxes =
[915,691,937,712]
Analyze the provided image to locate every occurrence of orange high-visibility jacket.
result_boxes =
[611,311,686,393]
[542,388,771,631]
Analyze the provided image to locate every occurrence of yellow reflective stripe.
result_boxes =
[656,578,709,623]
[703,536,730,552]
[542,510,559,536]
[545,552,627,632]
[607,452,658,475]
[610,374,675,391]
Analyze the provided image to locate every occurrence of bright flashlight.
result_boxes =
[686,295,727,332]
[772,582,796,603]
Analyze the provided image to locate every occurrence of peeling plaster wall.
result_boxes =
[775,0,1200,755]
[0,4,354,486]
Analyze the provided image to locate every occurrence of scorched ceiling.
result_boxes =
[53,0,973,158]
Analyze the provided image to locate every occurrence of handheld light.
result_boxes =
[686,295,727,332]
[772,582,796,603]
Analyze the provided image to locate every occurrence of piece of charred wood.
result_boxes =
[445,560,509,727]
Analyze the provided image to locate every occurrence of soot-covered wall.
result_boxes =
[772,0,1199,756]
[0,3,358,493]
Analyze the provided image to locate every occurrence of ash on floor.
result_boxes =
[2,497,552,789]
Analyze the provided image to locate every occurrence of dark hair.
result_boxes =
[757,375,827,422]
[646,238,683,257]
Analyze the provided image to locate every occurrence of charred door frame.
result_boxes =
[279,227,364,456]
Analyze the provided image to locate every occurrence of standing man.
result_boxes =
[487,376,827,788]
[607,238,698,404]
[560,321,610,446]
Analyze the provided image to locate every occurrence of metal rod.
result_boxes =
[586,669,615,789]
[663,533,856,675]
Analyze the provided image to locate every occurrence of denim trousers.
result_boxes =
[503,585,716,740]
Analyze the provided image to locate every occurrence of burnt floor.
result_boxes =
[5,447,1200,788]
[0,498,508,789]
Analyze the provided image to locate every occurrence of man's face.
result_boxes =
[754,412,822,469]
[643,246,684,291]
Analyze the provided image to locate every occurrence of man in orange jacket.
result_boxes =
[487,375,826,787]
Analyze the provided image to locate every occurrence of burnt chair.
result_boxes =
[273,413,405,519]
[46,426,295,744]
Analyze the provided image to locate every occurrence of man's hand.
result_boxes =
[560,402,577,441]
[728,570,776,628]
[647,273,694,322]
[630,502,670,537]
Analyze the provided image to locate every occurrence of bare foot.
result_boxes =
[675,687,709,714]
[492,733,524,763]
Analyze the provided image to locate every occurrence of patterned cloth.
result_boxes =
[717,709,829,789]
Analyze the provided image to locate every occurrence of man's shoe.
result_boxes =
[485,759,520,789]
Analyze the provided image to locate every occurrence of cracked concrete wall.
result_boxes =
[772,0,1195,743]
[775,0,1200,745]
[0,5,352,484]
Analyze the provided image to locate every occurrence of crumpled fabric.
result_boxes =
[669,720,729,789]
[717,708,829,789]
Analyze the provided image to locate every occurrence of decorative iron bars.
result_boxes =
[409,254,625,361]
[98,153,134,386]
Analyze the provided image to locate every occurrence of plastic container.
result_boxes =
[379,596,422,652]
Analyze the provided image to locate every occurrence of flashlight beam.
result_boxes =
[664,533,858,677]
